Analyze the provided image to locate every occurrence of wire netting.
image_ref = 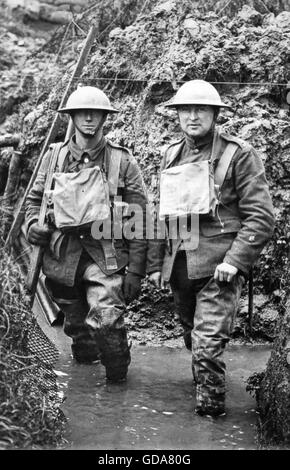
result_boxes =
[26,321,60,400]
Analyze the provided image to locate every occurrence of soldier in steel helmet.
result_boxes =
[147,80,275,416]
[25,86,148,382]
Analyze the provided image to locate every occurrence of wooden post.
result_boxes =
[3,151,22,199]
[248,267,254,335]
[2,150,22,238]
[5,25,97,248]
[0,154,8,195]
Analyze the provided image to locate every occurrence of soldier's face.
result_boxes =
[177,105,215,138]
[72,109,106,136]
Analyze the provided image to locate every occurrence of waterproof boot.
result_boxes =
[94,326,131,382]
[71,340,101,364]
[194,384,226,417]
[62,301,101,364]
[106,366,128,383]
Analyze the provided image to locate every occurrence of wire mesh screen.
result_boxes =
[27,320,59,365]
[27,321,60,400]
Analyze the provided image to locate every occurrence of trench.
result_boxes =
[34,299,271,450]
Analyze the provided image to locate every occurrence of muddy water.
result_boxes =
[55,344,270,450]
[34,302,270,450]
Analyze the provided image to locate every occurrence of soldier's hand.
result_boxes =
[214,262,238,283]
[148,271,165,289]
[123,272,142,303]
[27,222,53,247]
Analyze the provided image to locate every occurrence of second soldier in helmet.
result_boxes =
[147,80,275,416]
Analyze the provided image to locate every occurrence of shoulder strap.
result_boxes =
[39,142,63,226]
[56,145,69,172]
[107,146,122,197]
[102,145,122,271]
[214,142,239,188]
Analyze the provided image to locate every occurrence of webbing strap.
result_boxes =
[107,147,122,197]
[102,240,118,270]
[214,142,239,188]
[56,145,69,172]
[40,143,63,225]
[103,146,122,270]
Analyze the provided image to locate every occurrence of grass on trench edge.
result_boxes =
[0,208,65,450]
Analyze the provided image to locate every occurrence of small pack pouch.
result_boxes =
[159,160,219,219]
[51,166,110,229]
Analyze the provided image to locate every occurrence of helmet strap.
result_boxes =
[209,107,219,133]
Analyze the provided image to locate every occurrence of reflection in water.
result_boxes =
[56,345,271,450]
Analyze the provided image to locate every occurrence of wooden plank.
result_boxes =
[248,268,254,335]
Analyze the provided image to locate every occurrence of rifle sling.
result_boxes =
[39,143,63,227]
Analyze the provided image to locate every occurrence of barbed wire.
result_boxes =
[53,77,290,87]
[215,0,234,15]
[15,71,290,88]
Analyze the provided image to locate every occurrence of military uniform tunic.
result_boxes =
[147,131,275,281]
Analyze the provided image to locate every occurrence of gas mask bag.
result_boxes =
[51,166,111,229]
[159,160,219,220]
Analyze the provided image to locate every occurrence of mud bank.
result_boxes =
[253,297,290,446]
[1,0,288,339]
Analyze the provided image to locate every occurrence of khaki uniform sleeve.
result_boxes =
[25,149,52,231]
[223,146,275,273]
[122,152,148,277]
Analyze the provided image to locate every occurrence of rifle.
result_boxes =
[26,142,62,301]
[5,25,97,248]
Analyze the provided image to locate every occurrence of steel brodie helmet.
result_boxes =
[165,80,231,108]
[58,86,119,113]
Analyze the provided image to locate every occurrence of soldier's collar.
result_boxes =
[184,130,214,150]
[68,135,107,161]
